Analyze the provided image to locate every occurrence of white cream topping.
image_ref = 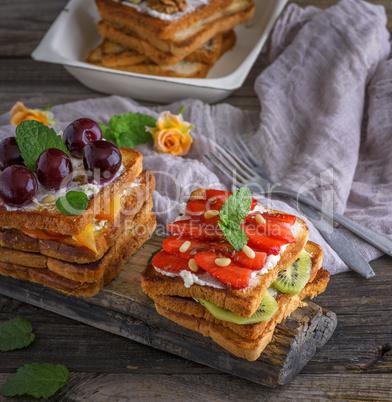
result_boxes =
[121,0,210,21]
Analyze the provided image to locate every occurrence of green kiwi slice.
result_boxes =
[271,250,312,294]
[195,291,279,325]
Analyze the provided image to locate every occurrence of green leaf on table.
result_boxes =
[0,363,69,399]
[56,191,89,216]
[15,120,69,171]
[0,317,35,352]
[107,112,156,148]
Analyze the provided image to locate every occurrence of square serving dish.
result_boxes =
[32,0,288,104]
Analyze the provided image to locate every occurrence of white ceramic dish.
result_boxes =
[32,0,288,104]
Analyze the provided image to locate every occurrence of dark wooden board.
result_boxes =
[0,234,337,387]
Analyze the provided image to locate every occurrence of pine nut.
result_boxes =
[242,245,255,259]
[204,209,219,219]
[188,259,199,272]
[255,214,266,225]
[215,257,231,267]
[179,240,191,253]
[42,194,56,203]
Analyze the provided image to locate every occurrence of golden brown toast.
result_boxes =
[0,170,155,263]
[142,192,310,318]
[0,147,143,236]
[97,0,253,67]
[95,0,237,40]
[0,197,153,283]
[151,241,324,340]
[0,212,157,297]
[154,267,330,361]
[101,39,150,66]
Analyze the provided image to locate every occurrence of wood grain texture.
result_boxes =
[0,0,392,400]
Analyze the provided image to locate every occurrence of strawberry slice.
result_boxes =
[152,250,197,273]
[242,225,287,255]
[185,199,222,225]
[204,189,258,210]
[162,236,210,259]
[209,240,267,270]
[194,251,252,290]
[247,211,296,227]
[243,217,296,243]
[166,220,223,241]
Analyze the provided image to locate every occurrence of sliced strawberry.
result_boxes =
[203,189,258,210]
[194,251,252,290]
[166,220,223,241]
[185,199,222,225]
[243,217,296,243]
[247,211,296,227]
[242,225,287,255]
[208,240,267,270]
[162,236,210,259]
[152,250,196,273]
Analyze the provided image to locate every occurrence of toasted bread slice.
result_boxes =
[142,198,309,318]
[97,0,254,66]
[155,267,330,361]
[0,147,143,236]
[0,170,155,263]
[101,39,150,66]
[0,212,157,297]
[0,197,153,282]
[151,241,323,340]
[95,0,237,40]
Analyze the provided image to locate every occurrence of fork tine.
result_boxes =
[224,138,258,170]
[205,152,251,183]
[204,154,243,185]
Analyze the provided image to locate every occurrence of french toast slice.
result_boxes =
[0,147,143,236]
[0,170,155,263]
[95,0,237,40]
[0,212,157,297]
[154,267,330,361]
[0,197,153,282]
[101,39,150,66]
[97,0,254,66]
[142,189,309,318]
[150,241,324,340]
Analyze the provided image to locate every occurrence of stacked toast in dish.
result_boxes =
[86,0,255,78]
[0,120,156,297]
[142,188,330,361]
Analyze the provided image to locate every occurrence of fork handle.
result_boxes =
[271,186,392,257]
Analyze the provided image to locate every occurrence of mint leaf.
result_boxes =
[98,122,108,139]
[0,363,69,399]
[108,112,156,148]
[16,120,69,171]
[219,187,252,227]
[148,247,163,264]
[218,221,248,252]
[0,317,35,352]
[56,191,89,216]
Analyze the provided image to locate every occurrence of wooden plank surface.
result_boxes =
[0,0,392,400]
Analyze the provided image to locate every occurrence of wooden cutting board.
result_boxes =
[0,234,337,388]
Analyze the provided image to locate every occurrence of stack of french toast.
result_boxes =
[0,119,156,297]
[142,188,330,361]
[86,0,255,78]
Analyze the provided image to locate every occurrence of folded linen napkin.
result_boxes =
[0,0,391,275]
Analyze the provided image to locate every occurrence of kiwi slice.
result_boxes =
[271,250,312,294]
[195,291,279,325]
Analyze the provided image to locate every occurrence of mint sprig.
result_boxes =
[101,112,157,148]
[15,120,69,172]
[0,317,35,352]
[218,188,252,252]
[0,363,69,399]
[56,191,89,216]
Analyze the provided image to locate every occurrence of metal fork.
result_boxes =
[204,138,378,278]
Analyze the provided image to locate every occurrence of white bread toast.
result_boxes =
[0,170,155,263]
[142,189,310,318]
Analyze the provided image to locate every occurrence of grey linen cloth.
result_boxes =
[0,0,391,275]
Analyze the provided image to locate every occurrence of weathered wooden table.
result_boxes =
[1,0,392,400]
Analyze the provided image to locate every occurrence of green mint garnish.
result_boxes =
[15,120,69,172]
[0,317,35,352]
[100,112,156,148]
[218,188,252,252]
[148,247,163,264]
[56,191,89,216]
[0,363,69,399]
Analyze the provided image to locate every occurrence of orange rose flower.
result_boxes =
[148,109,193,156]
[10,101,57,125]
